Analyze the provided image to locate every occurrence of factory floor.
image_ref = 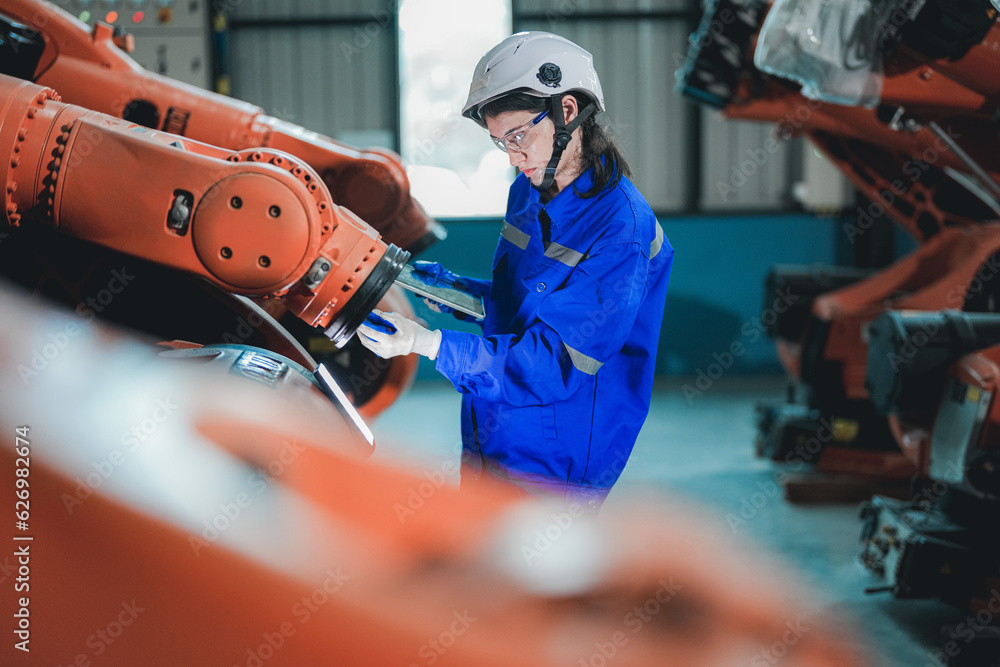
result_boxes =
[370,374,966,667]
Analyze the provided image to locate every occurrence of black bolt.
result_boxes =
[230,196,242,209]
[220,247,232,259]
[269,205,281,218]
[259,256,271,268]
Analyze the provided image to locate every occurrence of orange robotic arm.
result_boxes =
[0,73,408,344]
[676,0,1000,243]
[0,0,444,254]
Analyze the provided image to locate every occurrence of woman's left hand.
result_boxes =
[356,310,442,360]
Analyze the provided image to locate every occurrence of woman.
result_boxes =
[358,31,673,511]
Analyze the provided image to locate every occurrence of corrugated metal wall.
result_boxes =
[225,0,797,213]
[700,112,798,210]
[512,0,794,212]
[514,11,689,211]
[228,0,397,148]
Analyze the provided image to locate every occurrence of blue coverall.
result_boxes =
[435,167,673,506]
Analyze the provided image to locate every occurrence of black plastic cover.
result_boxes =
[0,12,45,80]
[763,264,873,340]
[898,0,998,61]
[865,310,1000,415]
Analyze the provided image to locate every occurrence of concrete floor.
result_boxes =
[370,374,972,667]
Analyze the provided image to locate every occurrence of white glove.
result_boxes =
[356,310,442,360]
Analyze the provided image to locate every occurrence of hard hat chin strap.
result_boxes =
[536,93,598,193]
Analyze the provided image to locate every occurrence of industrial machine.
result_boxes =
[0,69,407,342]
[678,0,1000,473]
[0,0,436,415]
[45,0,213,89]
[0,0,443,255]
[859,310,1000,662]
[0,67,416,423]
[679,0,1000,655]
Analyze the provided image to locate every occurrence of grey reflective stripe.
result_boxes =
[563,343,603,375]
[544,242,584,267]
[501,222,530,250]
[650,222,665,259]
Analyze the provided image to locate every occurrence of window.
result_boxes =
[398,0,512,218]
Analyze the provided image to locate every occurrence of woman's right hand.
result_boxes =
[412,261,458,288]
[412,261,486,322]
[413,261,459,314]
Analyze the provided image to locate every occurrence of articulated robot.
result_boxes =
[0,70,409,412]
[858,311,1000,657]
[0,0,434,416]
[0,0,443,255]
[678,0,1000,473]
[680,0,1000,641]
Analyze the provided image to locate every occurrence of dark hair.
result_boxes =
[480,91,631,198]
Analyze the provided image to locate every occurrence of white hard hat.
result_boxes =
[462,31,605,127]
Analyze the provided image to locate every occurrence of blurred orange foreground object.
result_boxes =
[0,0,444,255]
[0,285,872,665]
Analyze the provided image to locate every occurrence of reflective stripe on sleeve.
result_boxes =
[544,242,584,268]
[650,222,665,259]
[563,343,603,375]
[501,222,530,250]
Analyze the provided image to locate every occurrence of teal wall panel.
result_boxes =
[402,214,842,380]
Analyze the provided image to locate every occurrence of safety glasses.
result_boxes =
[490,110,550,154]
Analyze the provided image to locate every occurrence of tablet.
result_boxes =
[393,264,486,319]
